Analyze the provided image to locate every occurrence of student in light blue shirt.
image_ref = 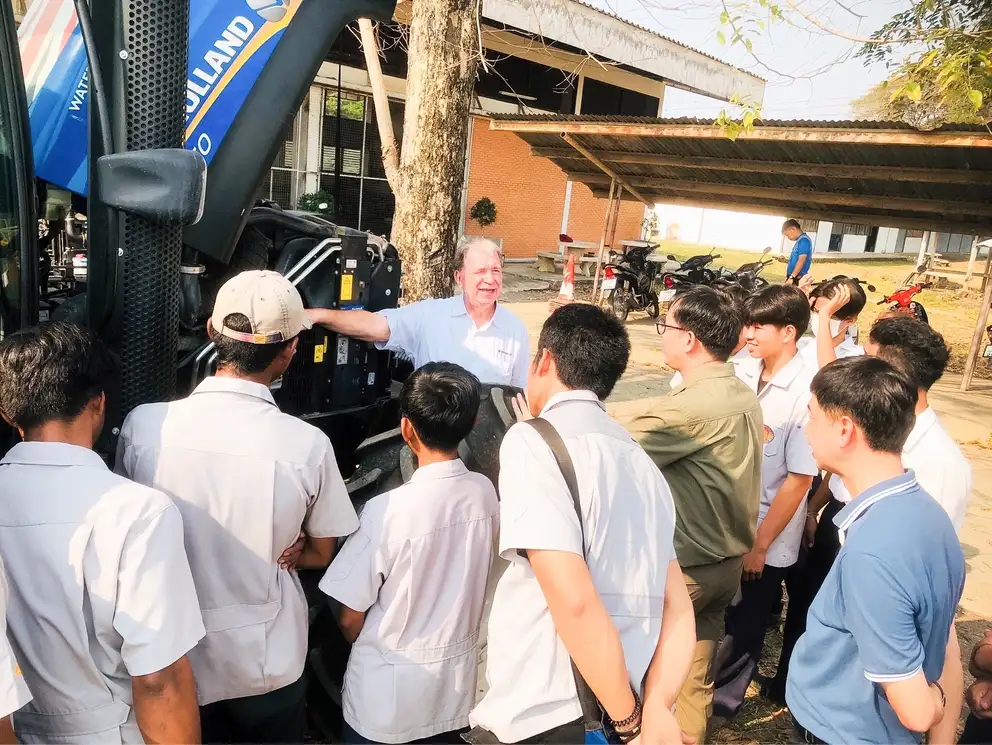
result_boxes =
[783,220,813,284]
[786,356,965,745]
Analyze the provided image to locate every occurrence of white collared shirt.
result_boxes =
[470,390,677,743]
[736,352,818,567]
[830,408,972,533]
[320,460,498,743]
[798,336,864,372]
[117,376,359,705]
[0,442,204,744]
[0,557,30,721]
[377,295,530,387]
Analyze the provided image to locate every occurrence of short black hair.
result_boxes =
[399,362,481,452]
[869,316,949,391]
[810,278,867,321]
[211,313,295,374]
[717,284,750,309]
[0,321,119,431]
[744,284,811,338]
[782,219,802,232]
[671,286,743,361]
[811,356,917,454]
[537,304,629,400]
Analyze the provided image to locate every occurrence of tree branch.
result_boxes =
[359,18,403,195]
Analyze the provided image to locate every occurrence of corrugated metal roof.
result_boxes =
[562,0,765,83]
[488,113,990,132]
[490,115,992,234]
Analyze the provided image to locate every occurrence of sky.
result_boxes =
[584,0,915,120]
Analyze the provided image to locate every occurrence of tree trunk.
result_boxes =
[387,0,480,302]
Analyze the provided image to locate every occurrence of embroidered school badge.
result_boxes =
[763,425,775,444]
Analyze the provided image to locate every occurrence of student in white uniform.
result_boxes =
[864,316,972,531]
[117,271,359,744]
[0,322,204,744]
[470,304,696,745]
[309,237,530,387]
[320,362,499,745]
[799,277,866,370]
[0,557,31,744]
[712,285,818,719]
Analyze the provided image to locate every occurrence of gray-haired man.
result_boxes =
[309,237,530,387]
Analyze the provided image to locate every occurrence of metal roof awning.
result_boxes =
[489,115,992,236]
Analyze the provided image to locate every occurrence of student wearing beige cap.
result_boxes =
[117,270,359,744]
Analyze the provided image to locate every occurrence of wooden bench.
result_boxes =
[535,251,604,277]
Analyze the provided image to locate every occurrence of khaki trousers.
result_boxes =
[674,556,744,745]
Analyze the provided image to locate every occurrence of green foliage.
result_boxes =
[854,70,989,129]
[856,0,991,127]
[470,197,498,228]
[298,191,334,215]
[715,95,763,141]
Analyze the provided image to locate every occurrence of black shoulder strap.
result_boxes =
[526,417,585,556]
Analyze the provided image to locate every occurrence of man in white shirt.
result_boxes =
[713,285,818,719]
[0,558,31,744]
[470,304,696,744]
[320,362,499,744]
[117,271,359,743]
[0,322,204,744]
[308,237,530,387]
[864,316,972,532]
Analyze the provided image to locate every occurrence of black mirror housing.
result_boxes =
[96,149,206,226]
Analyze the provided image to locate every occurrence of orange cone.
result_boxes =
[549,254,576,311]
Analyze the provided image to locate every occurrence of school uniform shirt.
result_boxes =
[0,442,205,744]
[117,376,359,705]
[736,353,819,568]
[378,295,530,387]
[320,459,498,744]
[829,408,972,533]
[797,335,864,371]
[470,390,678,743]
[0,558,30,721]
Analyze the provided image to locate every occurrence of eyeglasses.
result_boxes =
[656,319,686,336]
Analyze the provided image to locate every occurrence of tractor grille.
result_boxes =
[117,0,189,413]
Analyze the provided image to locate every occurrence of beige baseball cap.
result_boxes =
[211,270,312,344]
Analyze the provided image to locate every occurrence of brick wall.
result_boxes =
[462,117,645,259]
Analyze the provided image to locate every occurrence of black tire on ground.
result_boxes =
[911,302,930,324]
[647,293,660,319]
[229,226,272,273]
[608,287,630,322]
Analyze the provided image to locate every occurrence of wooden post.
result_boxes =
[960,268,992,392]
[358,19,400,190]
[967,236,980,282]
[982,248,992,295]
[592,179,617,302]
[917,231,930,268]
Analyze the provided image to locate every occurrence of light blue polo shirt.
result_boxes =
[786,470,965,744]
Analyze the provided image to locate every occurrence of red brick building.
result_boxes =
[257,0,764,259]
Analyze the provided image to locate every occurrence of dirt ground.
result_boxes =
[501,250,992,743]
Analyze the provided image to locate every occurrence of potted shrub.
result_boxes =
[470,197,498,234]
[298,191,334,217]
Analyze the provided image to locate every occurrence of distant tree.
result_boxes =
[853,72,990,129]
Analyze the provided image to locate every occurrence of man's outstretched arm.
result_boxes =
[308,308,390,344]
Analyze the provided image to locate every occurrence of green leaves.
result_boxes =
[969,88,985,110]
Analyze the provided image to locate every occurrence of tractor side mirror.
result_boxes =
[96,149,207,226]
[761,246,772,255]
[866,284,877,293]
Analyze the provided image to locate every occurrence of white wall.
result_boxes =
[840,234,868,253]
[876,227,900,254]
[813,221,833,253]
[654,204,784,253]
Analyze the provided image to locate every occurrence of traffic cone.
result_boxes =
[549,254,576,311]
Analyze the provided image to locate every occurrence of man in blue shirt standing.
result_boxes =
[787,356,965,745]
[783,220,813,285]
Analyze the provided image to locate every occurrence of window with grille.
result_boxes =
[260,108,306,209]
[318,88,404,237]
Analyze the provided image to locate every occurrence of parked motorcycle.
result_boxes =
[879,280,932,324]
[601,243,673,322]
[661,248,721,290]
[712,246,774,293]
